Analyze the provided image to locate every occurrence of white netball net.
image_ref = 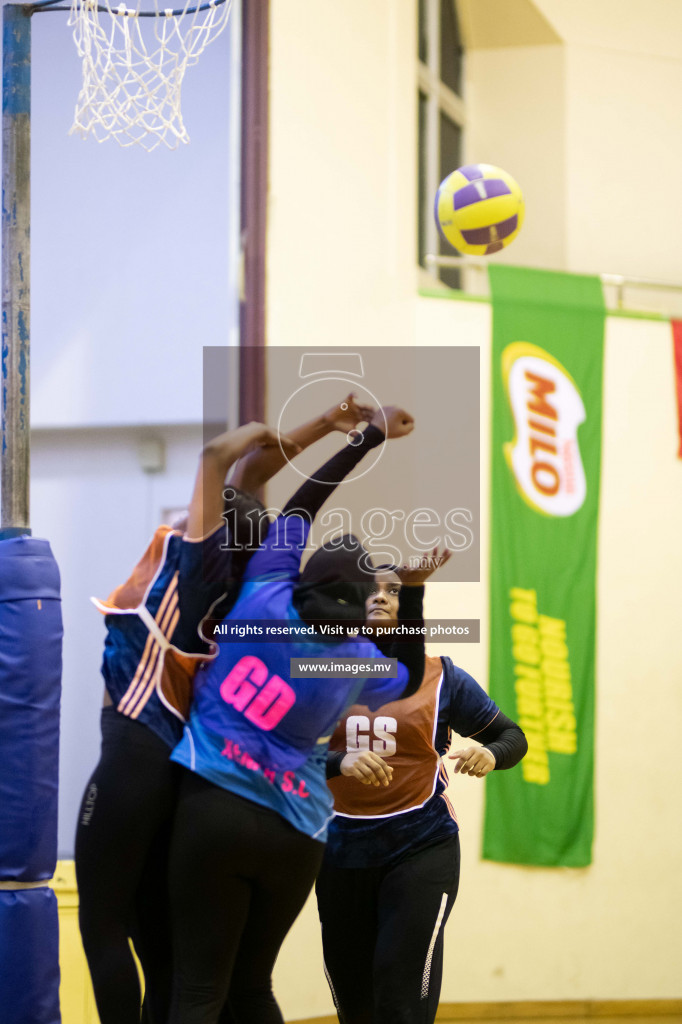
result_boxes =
[68,0,233,151]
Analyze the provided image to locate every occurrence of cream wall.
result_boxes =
[266,0,682,1016]
[564,43,682,286]
[267,0,418,349]
[464,45,567,274]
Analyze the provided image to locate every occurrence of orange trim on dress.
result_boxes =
[102,526,175,611]
[130,604,181,720]
[469,707,499,739]
[439,790,459,824]
[117,575,178,716]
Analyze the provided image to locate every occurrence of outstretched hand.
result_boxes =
[323,393,375,434]
[370,406,415,439]
[189,422,298,539]
[448,745,495,778]
[396,546,452,586]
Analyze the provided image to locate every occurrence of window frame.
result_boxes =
[417,0,466,291]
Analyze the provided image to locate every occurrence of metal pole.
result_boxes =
[1,4,31,537]
[238,0,267,426]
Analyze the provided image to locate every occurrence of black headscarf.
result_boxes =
[293,534,375,627]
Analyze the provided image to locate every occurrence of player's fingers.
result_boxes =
[351,755,379,777]
[349,398,372,419]
[432,546,451,570]
[367,757,393,787]
[356,767,383,787]
[358,753,392,783]
[448,747,472,767]
[451,747,480,774]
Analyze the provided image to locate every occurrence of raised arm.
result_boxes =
[186,423,299,539]
[242,407,415,585]
[282,406,415,521]
[229,394,375,494]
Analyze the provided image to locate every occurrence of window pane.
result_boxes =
[439,110,462,288]
[440,0,463,95]
[418,90,429,268]
[439,110,462,183]
[418,0,428,64]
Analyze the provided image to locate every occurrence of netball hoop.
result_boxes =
[33,0,233,150]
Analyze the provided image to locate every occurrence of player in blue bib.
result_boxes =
[176,513,412,776]
[167,408,451,1024]
[75,396,374,1024]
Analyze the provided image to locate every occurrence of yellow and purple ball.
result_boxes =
[434,163,524,256]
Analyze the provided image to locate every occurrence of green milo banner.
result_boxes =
[483,266,605,868]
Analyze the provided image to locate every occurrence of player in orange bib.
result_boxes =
[316,567,528,1024]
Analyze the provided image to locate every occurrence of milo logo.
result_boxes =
[502,342,586,517]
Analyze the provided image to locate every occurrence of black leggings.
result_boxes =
[74,707,180,1024]
[315,835,460,1024]
[168,769,325,1024]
